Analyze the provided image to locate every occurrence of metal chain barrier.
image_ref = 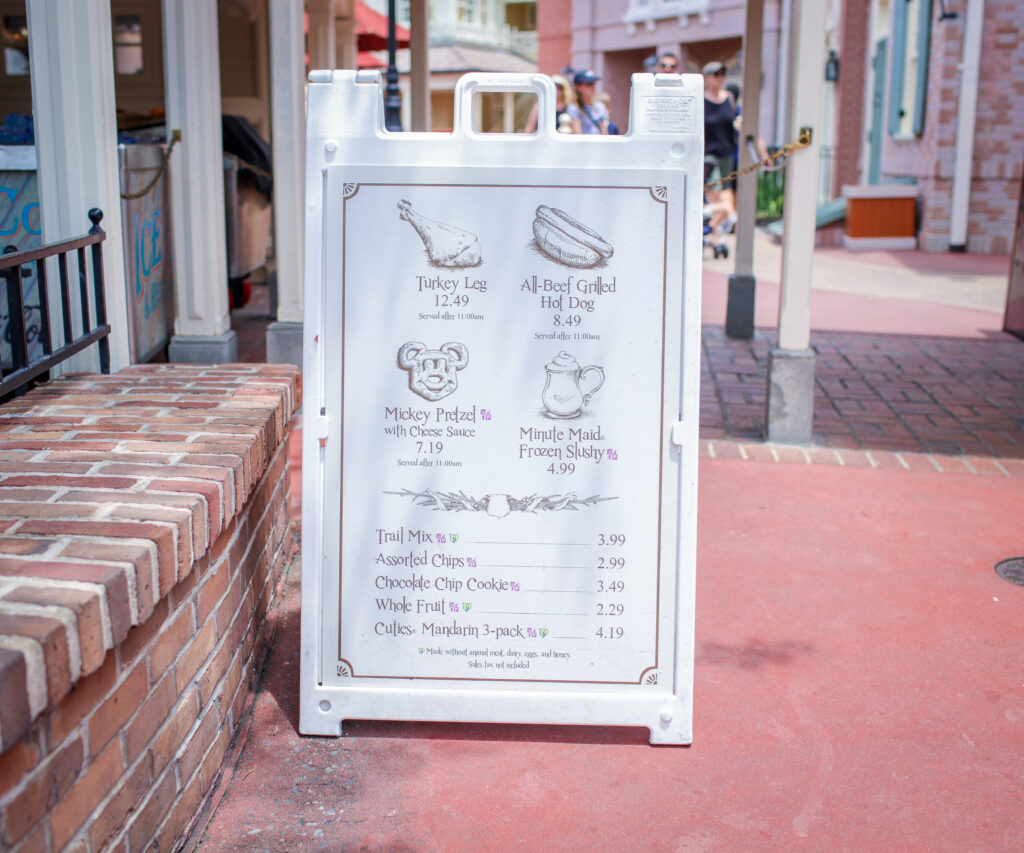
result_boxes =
[223,152,274,183]
[119,129,182,201]
[704,127,813,192]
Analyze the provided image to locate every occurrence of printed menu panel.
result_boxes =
[324,175,675,686]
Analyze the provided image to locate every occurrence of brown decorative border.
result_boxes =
[333,179,677,686]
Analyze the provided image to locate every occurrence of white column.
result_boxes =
[776,0,825,353]
[735,0,763,281]
[162,0,234,362]
[774,0,793,147]
[949,0,985,250]
[266,0,306,366]
[765,0,825,444]
[26,0,131,373]
[308,0,338,72]
[503,92,515,133]
[725,0,764,340]
[410,0,432,131]
[336,16,358,70]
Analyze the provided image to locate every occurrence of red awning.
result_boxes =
[357,51,386,69]
[355,2,410,52]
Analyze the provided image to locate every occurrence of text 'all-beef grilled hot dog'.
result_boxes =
[532,206,614,269]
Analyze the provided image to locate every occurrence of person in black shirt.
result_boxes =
[703,61,738,245]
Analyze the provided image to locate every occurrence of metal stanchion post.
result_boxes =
[384,0,403,131]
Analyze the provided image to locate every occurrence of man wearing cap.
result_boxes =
[654,53,680,73]
[567,70,609,135]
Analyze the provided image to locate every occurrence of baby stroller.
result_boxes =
[703,159,729,259]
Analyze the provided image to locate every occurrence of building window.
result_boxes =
[113,14,144,75]
[888,0,932,137]
[458,0,482,24]
[505,2,537,31]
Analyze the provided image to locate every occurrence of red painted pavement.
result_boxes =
[205,249,1024,851]
[196,455,1024,852]
[700,268,1011,339]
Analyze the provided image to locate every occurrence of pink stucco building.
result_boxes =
[538,0,1024,255]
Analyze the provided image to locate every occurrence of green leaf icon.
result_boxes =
[462,602,472,612]
[539,628,548,638]
[418,648,424,654]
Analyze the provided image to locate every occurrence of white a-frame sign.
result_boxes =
[300,71,702,744]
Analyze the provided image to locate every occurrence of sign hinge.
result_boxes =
[312,411,330,446]
[671,421,685,447]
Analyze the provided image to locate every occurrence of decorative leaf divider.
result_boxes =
[384,489,617,518]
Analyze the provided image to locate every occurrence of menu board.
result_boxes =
[301,72,702,745]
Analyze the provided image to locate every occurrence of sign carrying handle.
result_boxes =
[452,73,559,137]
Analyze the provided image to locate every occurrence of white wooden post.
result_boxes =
[410,0,431,132]
[265,0,306,366]
[162,0,235,363]
[308,0,338,71]
[335,14,357,70]
[26,0,131,373]
[726,0,764,340]
[765,0,825,443]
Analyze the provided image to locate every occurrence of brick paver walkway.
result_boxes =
[701,327,1024,459]
[232,284,1024,463]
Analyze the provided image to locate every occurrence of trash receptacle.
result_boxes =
[119,142,175,363]
[222,115,273,310]
[223,155,272,283]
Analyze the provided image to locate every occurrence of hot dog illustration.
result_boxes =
[532,205,614,268]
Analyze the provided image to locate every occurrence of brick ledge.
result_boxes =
[0,364,300,753]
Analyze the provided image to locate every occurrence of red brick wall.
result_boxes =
[0,364,299,853]
[965,1,1024,254]
[880,1,1024,253]
[834,0,870,194]
[537,0,573,74]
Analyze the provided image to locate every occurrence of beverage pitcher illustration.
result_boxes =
[541,351,605,418]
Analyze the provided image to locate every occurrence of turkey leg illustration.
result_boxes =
[398,199,482,268]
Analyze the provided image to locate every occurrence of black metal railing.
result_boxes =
[0,208,111,398]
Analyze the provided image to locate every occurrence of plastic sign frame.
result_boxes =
[300,71,703,744]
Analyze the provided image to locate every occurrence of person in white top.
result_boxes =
[567,70,609,135]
